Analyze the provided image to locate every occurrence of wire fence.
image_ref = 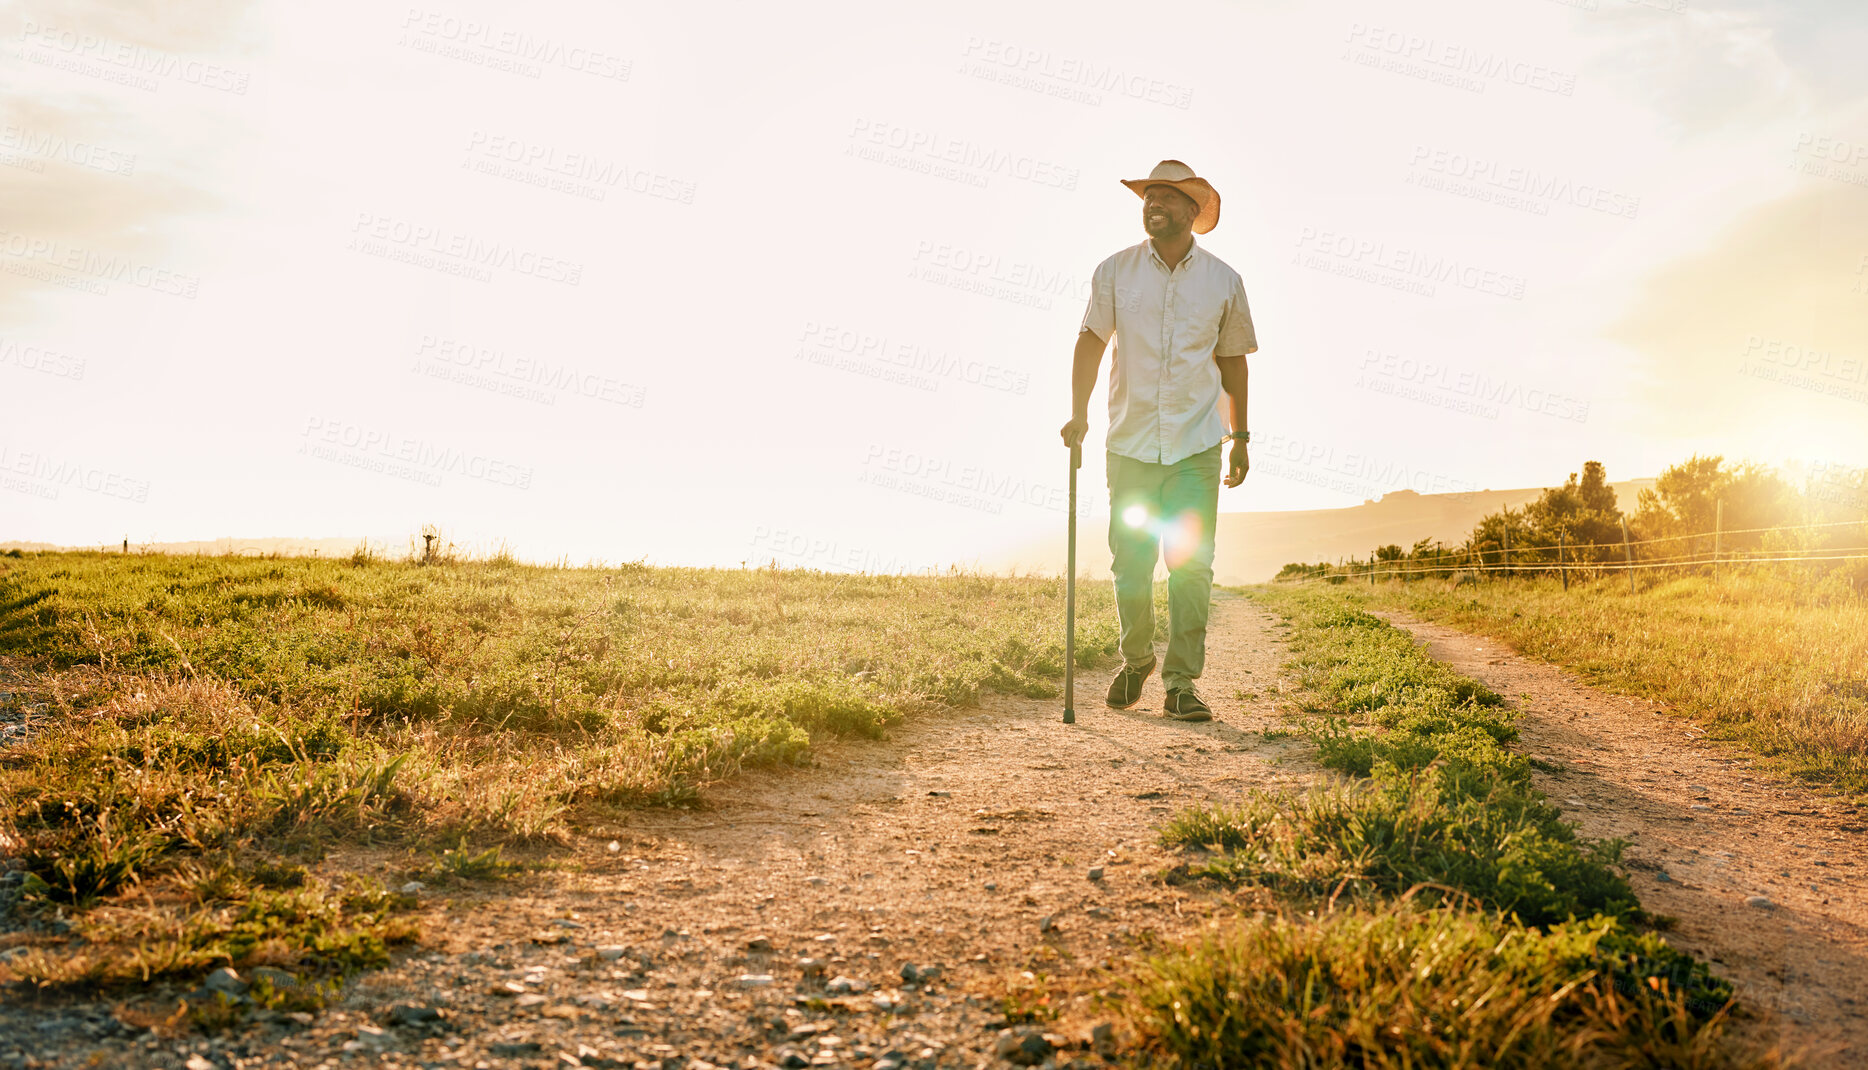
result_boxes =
[1279,516,1868,591]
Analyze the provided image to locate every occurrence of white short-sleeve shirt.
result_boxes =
[1079,238,1257,466]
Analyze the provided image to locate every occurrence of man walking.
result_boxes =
[1059,160,1256,723]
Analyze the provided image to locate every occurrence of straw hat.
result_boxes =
[1120,159,1220,234]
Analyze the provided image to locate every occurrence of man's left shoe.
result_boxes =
[1163,687,1212,722]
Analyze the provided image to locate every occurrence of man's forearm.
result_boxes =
[1217,355,1248,432]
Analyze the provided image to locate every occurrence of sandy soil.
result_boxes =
[1376,609,1868,1065]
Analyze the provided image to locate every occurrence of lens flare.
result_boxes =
[1122,504,1149,529]
[1163,512,1207,570]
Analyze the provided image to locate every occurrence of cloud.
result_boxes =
[0,1,257,322]
[0,103,218,321]
[1575,6,1807,136]
[1718,0,1868,108]
[1609,183,1868,434]
[13,0,261,57]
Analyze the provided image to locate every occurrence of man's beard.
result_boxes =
[1145,214,1187,240]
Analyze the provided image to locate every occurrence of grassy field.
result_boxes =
[1128,584,1775,1069]
[0,551,1809,1064]
[0,551,1116,995]
[1353,570,1868,798]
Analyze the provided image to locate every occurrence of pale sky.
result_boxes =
[2,0,1865,570]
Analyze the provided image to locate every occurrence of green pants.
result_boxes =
[1107,444,1221,691]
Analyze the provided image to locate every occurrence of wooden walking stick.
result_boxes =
[1064,442,1081,725]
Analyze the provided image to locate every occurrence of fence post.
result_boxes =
[1559,533,1569,592]
[1713,499,1723,576]
[1502,509,1511,577]
[1620,517,1636,594]
[1370,551,1376,587]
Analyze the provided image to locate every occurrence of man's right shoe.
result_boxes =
[1105,657,1156,709]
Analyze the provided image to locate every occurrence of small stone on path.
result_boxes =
[900,962,942,984]
[994,1029,1054,1066]
[387,1004,443,1026]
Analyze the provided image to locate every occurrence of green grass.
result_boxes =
[1359,570,1868,798]
[0,550,1117,993]
[1158,775,1641,932]
[1165,587,1640,929]
[1125,584,1776,1068]
[1129,901,1773,1070]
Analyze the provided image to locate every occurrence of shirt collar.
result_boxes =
[1147,236,1201,272]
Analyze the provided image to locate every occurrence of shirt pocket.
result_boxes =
[1113,280,1162,347]
[1165,299,1225,409]
[1175,298,1225,362]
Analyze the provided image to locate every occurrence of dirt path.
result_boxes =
[2,594,1327,1070]
[1375,609,1868,1065]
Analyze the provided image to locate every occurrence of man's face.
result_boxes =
[1142,184,1198,240]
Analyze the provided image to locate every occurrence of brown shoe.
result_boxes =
[1105,657,1156,709]
[1163,686,1212,722]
